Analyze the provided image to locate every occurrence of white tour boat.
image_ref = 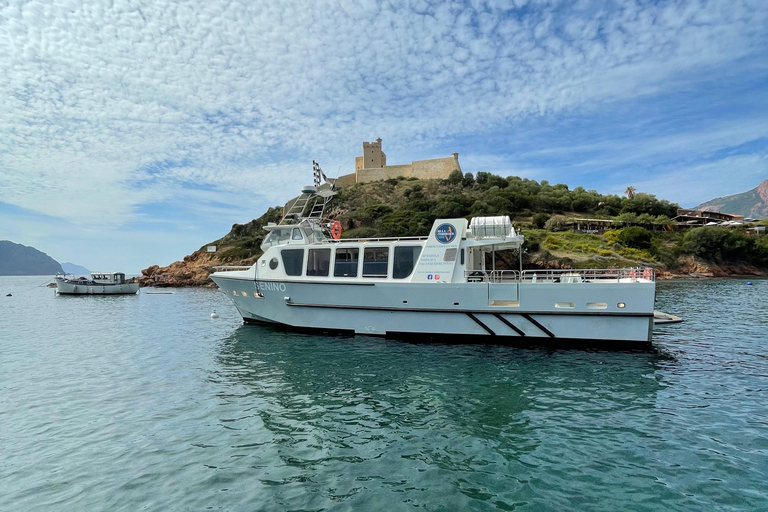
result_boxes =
[211,168,659,346]
[55,272,140,295]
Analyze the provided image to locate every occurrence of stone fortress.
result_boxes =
[334,138,461,187]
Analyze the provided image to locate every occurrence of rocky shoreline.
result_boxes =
[139,250,223,288]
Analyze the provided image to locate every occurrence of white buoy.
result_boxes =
[210,310,219,319]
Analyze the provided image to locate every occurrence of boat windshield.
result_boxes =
[263,229,292,246]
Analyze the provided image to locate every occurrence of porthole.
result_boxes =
[617,302,626,308]
[269,258,278,270]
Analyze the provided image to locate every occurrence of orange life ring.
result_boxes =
[330,221,342,240]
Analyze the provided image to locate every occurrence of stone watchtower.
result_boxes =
[355,138,387,170]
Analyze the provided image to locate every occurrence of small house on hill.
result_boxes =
[672,209,744,227]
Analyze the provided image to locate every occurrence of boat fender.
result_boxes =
[330,221,342,240]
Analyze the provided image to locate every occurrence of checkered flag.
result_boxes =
[312,161,320,188]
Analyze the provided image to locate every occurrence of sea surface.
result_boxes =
[1,276,767,511]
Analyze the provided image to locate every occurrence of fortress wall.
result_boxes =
[356,168,395,184]
[334,173,358,188]
[409,157,460,179]
[379,164,412,177]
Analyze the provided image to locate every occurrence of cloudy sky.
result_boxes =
[1,0,767,273]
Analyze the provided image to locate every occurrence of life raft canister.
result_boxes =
[330,221,342,240]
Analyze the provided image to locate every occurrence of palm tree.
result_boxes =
[625,186,636,199]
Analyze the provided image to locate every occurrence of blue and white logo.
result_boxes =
[435,223,457,244]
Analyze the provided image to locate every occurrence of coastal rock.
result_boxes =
[139,247,253,288]
[140,251,229,287]
[657,255,768,279]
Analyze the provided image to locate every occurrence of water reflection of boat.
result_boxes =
[212,164,661,347]
[54,272,140,295]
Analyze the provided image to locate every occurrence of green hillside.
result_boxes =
[197,170,768,277]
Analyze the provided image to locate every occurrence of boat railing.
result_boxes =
[212,266,252,272]
[327,236,428,244]
[465,267,654,283]
[521,268,654,283]
[465,270,519,283]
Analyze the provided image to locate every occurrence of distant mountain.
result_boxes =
[61,262,90,275]
[0,241,64,276]
[696,180,768,219]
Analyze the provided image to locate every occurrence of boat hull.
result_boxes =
[212,276,655,345]
[55,278,140,295]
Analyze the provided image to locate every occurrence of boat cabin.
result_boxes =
[91,272,128,284]
[255,216,523,284]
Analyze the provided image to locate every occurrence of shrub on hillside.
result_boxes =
[433,195,472,218]
[679,227,766,264]
[617,227,653,250]
[444,169,463,185]
[544,214,570,231]
[364,205,393,219]
[341,227,377,239]
[377,210,432,237]
[532,213,550,229]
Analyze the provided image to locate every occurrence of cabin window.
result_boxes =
[264,229,291,245]
[307,248,331,276]
[393,246,423,279]
[363,247,389,278]
[334,248,359,277]
[292,228,304,240]
[281,249,304,276]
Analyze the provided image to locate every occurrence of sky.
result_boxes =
[1,0,767,273]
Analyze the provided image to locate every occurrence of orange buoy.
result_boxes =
[330,221,342,240]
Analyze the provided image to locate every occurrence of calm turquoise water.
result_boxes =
[1,276,767,511]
